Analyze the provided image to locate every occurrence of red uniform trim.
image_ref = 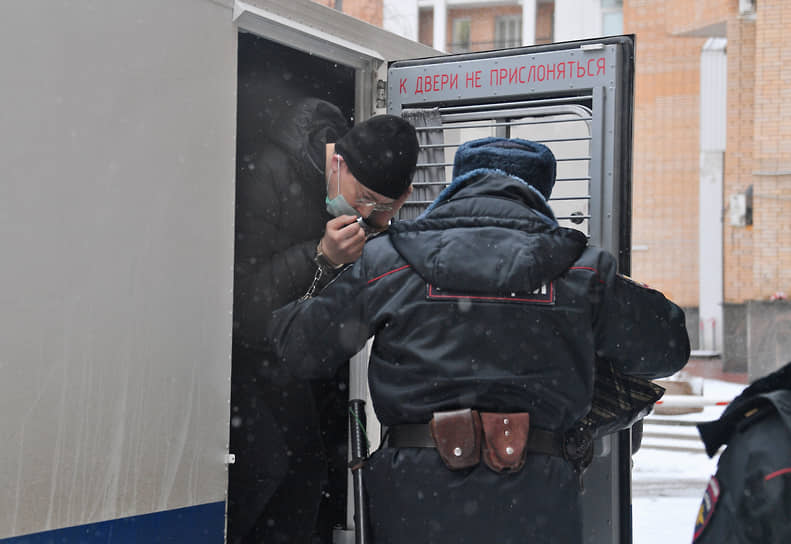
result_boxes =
[765,467,791,481]
[568,266,605,284]
[367,264,412,284]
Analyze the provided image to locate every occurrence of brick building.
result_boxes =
[624,0,791,377]
[313,0,383,26]
[317,0,791,377]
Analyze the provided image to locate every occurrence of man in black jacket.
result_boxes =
[692,361,791,543]
[270,137,690,543]
[230,99,419,543]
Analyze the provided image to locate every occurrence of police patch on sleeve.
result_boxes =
[693,476,720,541]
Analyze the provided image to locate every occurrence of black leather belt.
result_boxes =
[387,422,566,459]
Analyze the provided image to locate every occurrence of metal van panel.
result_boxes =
[0,0,236,538]
[389,46,616,107]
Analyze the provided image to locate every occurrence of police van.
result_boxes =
[0,0,634,542]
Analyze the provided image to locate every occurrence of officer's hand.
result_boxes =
[320,215,366,266]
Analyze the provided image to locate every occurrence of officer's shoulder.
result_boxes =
[568,245,617,276]
[733,398,777,434]
[360,233,404,268]
[360,232,392,258]
[709,397,778,445]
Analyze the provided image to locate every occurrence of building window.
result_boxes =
[536,1,554,45]
[451,18,471,53]
[418,7,433,47]
[495,15,522,49]
[602,0,623,35]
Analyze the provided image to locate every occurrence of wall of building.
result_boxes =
[624,1,706,307]
[313,0,383,26]
[416,2,555,51]
[444,5,522,51]
[745,0,791,301]
[535,1,554,43]
[721,0,791,305]
[625,0,790,307]
[724,11,757,303]
[418,7,433,46]
[659,0,730,34]
[623,0,791,371]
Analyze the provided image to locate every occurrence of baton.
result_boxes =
[348,348,371,544]
[348,399,369,544]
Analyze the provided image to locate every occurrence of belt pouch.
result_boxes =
[480,412,530,472]
[429,409,482,470]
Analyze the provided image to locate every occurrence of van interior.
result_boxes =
[233,31,357,540]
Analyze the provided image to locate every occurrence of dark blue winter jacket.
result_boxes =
[270,166,689,430]
[269,138,689,543]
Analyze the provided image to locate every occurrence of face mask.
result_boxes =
[325,155,359,217]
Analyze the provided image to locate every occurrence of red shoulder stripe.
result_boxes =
[765,467,791,481]
[367,264,412,284]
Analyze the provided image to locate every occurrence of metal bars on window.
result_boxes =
[400,98,595,238]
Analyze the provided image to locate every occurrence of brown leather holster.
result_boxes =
[428,408,482,470]
[427,409,531,472]
[480,412,530,472]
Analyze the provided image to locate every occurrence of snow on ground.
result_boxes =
[631,377,747,544]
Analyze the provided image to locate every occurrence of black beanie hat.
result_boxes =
[452,137,556,200]
[334,115,419,199]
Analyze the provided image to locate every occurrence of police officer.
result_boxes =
[269,137,690,543]
[693,361,791,543]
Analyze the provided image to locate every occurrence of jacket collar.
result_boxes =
[421,168,556,223]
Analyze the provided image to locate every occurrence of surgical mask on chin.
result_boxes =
[325,154,360,217]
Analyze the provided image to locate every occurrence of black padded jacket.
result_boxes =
[270,167,690,544]
[270,168,690,431]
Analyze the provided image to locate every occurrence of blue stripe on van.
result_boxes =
[0,501,225,543]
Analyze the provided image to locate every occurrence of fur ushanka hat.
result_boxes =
[451,137,557,200]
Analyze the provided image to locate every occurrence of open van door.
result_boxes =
[387,36,636,544]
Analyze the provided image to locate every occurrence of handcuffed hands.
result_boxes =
[320,215,366,266]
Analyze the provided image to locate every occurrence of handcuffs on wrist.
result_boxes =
[301,241,342,301]
[314,240,343,274]
[300,219,391,301]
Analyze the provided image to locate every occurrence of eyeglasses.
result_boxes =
[336,154,394,212]
[354,199,394,212]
